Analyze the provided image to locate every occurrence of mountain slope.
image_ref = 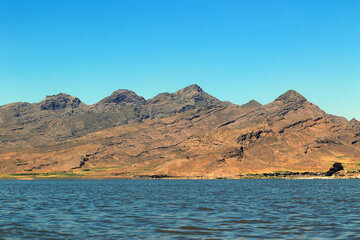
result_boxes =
[0,86,359,177]
[0,85,224,148]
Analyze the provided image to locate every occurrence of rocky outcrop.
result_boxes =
[39,93,83,110]
[326,163,344,176]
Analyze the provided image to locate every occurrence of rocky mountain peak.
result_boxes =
[242,100,262,108]
[146,93,172,104]
[98,90,146,105]
[275,90,307,104]
[39,93,82,110]
[144,84,224,118]
[350,118,359,124]
[148,84,216,105]
[183,84,203,92]
[348,118,360,130]
[174,84,204,96]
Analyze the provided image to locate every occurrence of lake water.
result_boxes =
[1,179,360,239]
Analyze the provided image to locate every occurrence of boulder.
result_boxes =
[326,162,344,176]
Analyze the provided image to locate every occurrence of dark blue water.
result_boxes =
[1,179,360,239]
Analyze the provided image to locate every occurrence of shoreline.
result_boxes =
[1,175,359,180]
[1,167,358,180]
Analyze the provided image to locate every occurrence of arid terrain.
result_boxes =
[1,84,360,178]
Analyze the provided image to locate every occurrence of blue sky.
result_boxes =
[0,0,359,119]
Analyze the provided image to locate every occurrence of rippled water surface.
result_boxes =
[1,179,360,239]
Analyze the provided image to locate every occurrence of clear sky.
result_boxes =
[0,0,359,119]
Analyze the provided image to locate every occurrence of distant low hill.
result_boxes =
[1,85,360,177]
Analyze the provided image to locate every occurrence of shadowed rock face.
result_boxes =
[0,85,360,177]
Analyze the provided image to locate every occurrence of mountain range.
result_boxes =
[1,84,360,178]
